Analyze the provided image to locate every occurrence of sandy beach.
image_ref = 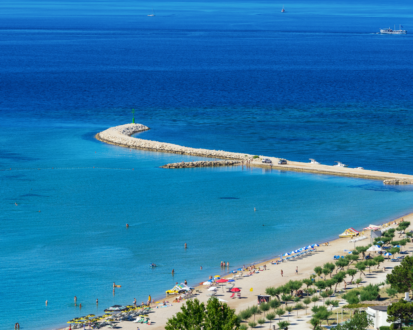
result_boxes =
[89,212,413,330]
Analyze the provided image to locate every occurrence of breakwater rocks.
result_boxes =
[161,160,241,169]
[97,124,413,184]
[97,124,249,160]
[383,178,413,185]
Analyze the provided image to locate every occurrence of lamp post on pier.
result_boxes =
[132,109,135,124]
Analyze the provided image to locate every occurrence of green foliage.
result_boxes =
[389,247,400,255]
[281,294,292,306]
[257,318,265,325]
[324,262,336,277]
[248,321,257,328]
[270,298,281,309]
[387,256,413,293]
[334,310,373,330]
[355,278,362,287]
[342,284,380,304]
[303,278,313,288]
[343,290,361,305]
[342,303,376,308]
[293,297,300,303]
[320,291,328,301]
[325,278,337,291]
[276,308,285,319]
[311,295,319,306]
[253,155,259,159]
[285,306,293,314]
[355,245,371,258]
[277,321,290,330]
[366,260,377,273]
[238,308,253,320]
[347,268,358,282]
[335,259,350,271]
[355,262,366,277]
[314,266,323,278]
[379,327,390,330]
[386,288,398,299]
[311,306,333,326]
[387,299,413,326]
[374,255,385,268]
[265,312,275,321]
[165,297,240,330]
[315,280,326,291]
[287,280,302,293]
[239,325,248,330]
[260,302,270,315]
[303,297,311,313]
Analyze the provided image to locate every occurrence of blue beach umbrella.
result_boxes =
[283,252,290,256]
[237,268,243,271]
[228,279,235,282]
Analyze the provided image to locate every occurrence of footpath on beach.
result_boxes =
[96,123,413,184]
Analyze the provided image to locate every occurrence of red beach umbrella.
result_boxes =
[216,279,228,283]
[230,288,241,292]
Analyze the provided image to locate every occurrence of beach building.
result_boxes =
[366,306,391,329]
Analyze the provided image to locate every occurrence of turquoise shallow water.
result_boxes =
[2,125,413,330]
[1,0,413,328]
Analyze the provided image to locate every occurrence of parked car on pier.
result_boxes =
[262,158,272,164]
[278,159,287,165]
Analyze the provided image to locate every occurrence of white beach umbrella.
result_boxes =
[208,287,217,291]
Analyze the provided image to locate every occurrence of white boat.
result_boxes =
[309,159,320,165]
[334,161,348,167]
[281,6,285,13]
[380,25,406,34]
[148,8,155,16]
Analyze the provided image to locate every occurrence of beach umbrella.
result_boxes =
[283,252,290,256]
[214,275,220,277]
[208,287,217,291]
[237,268,243,271]
[314,244,319,247]
[230,288,241,292]
[228,279,235,282]
[203,282,212,285]
[216,279,228,283]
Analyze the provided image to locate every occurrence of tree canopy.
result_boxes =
[165,298,240,330]
[387,299,413,328]
[387,256,413,293]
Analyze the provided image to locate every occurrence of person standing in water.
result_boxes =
[74,296,77,306]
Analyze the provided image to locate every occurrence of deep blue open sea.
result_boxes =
[1,0,413,329]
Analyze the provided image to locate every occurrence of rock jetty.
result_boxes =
[383,178,413,185]
[96,124,413,185]
[97,124,250,160]
[161,160,241,169]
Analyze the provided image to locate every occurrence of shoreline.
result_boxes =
[54,208,413,330]
[96,123,413,184]
[115,211,413,330]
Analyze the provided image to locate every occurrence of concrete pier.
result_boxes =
[96,124,413,184]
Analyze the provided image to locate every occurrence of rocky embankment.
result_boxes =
[383,178,413,185]
[97,124,249,160]
[96,124,413,185]
[161,160,241,169]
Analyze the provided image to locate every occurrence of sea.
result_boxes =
[1,0,413,329]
